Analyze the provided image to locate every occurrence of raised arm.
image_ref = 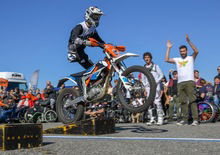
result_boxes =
[186,34,199,59]
[165,40,175,64]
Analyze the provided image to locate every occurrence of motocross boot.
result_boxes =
[146,118,156,125]
[156,109,164,125]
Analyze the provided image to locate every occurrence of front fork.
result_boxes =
[113,62,133,91]
[119,74,133,90]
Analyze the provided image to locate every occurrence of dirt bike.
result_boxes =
[56,38,156,124]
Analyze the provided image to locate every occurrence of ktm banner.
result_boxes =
[0,78,8,87]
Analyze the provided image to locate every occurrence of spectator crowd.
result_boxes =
[0,35,220,126]
[0,80,59,123]
[0,67,219,125]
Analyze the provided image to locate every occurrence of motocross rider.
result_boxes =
[67,6,105,69]
[140,52,164,125]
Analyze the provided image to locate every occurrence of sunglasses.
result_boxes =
[217,69,220,70]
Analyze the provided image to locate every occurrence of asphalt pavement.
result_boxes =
[1,122,220,155]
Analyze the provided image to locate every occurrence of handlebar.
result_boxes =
[86,38,126,57]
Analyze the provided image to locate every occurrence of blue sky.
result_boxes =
[0,0,219,89]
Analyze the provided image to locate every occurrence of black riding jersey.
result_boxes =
[68,22,105,49]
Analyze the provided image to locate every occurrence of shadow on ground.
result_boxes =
[42,142,55,146]
[115,125,168,133]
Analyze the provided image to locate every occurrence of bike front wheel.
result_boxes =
[116,66,156,113]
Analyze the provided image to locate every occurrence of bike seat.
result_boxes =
[71,66,94,77]
[71,70,88,77]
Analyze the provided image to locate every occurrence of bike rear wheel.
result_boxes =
[56,88,84,124]
[116,66,156,113]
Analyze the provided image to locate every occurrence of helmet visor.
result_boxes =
[91,14,101,20]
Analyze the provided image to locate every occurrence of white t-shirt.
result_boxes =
[173,56,194,83]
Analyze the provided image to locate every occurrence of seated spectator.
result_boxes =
[13,87,21,103]
[26,90,38,108]
[0,97,9,108]
[0,97,17,122]
[15,96,30,114]
[0,89,7,101]
[17,96,29,108]
[194,70,204,89]
[199,79,214,102]
[44,81,56,99]
[39,94,53,110]
[8,89,18,103]
[25,93,46,119]
[35,93,43,102]
[214,76,220,106]
[32,93,45,113]
[5,97,16,109]
[44,81,56,109]
[215,66,220,79]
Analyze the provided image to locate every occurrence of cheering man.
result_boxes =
[165,34,199,126]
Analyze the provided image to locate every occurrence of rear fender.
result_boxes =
[57,76,77,87]
[113,53,139,64]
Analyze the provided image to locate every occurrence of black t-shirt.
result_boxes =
[200,84,214,101]
[172,79,178,96]
[13,92,20,103]
[214,84,220,98]
[44,85,56,99]
[168,79,178,96]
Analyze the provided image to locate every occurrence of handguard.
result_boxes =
[87,38,99,47]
